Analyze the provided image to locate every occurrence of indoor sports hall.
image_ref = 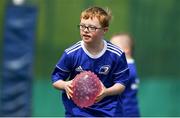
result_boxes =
[0,0,179,117]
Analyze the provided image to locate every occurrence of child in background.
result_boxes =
[110,33,140,117]
[51,6,129,117]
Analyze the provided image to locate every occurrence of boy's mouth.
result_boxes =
[83,34,91,38]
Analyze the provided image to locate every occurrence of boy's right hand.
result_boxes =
[64,80,73,99]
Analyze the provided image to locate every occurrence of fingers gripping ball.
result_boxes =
[72,71,102,108]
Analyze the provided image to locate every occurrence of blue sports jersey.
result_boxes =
[121,59,140,117]
[51,40,129,117]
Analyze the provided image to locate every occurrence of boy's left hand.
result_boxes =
[95,82,107,103]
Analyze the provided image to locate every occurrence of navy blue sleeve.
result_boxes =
[51,51,72,83]
[113,53,129,86]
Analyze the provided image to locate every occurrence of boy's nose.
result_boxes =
[84,27,89,32]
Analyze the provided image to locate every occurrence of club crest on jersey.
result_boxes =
[75,66,84,72]
[99,65,110,75]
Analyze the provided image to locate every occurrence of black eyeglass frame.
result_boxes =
[77,24,103,32]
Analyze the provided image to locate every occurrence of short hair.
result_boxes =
[111,32,135,55]
[80,6,112,28]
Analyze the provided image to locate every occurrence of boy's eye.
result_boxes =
[89,26,96,30]
[78,24,102,32]
[81,25,86,28]
[79,25,86,29]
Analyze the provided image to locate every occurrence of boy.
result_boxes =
[51,6,129,117]
[110,33,140,117]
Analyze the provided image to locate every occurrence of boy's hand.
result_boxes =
[95,82,107,103]
[64,80,73,99]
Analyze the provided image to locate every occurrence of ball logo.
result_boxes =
[99,65,110,75]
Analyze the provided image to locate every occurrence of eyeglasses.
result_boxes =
[78,24,102,32]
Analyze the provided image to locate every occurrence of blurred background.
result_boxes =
[0,0,180,117]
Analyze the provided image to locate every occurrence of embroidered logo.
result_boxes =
[75,66,84,72]
[99,65,110,75]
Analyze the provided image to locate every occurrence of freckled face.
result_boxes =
[80,17,104,44]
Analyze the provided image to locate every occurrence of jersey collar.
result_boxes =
[127,58,135,64]
[81,40,107,59]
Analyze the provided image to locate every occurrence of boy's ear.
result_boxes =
[103,27,108,33]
